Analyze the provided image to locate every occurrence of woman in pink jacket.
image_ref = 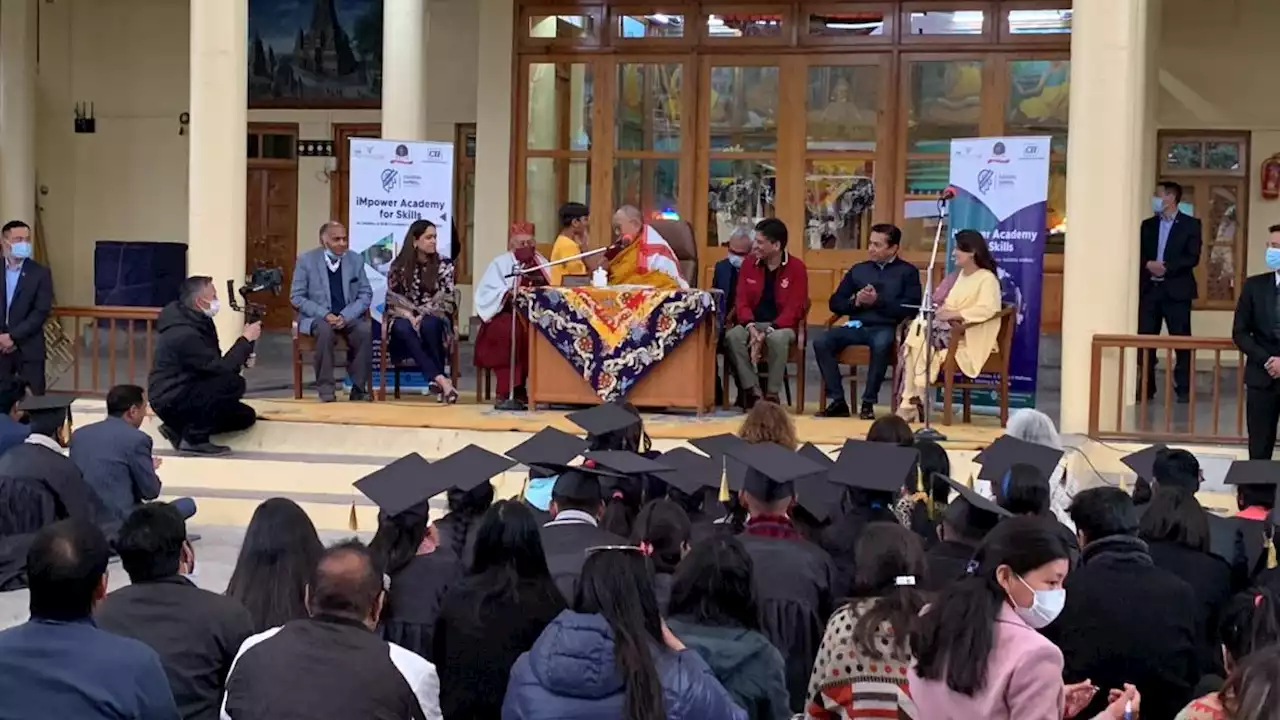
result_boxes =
[910,517,1140,720]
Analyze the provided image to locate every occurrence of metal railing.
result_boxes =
[1088,334,1244,444]
[49,306,162,396]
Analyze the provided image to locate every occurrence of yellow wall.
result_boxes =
[36,0,478,307]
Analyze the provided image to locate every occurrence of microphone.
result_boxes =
[939,185,958,202]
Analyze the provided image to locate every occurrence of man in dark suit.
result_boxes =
[1232,224,1280,459]
[712,228,752,406]
[813,223,922,419]
[0,220,53,395]
[1139,182,1202,402]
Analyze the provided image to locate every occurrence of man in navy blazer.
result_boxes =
[0,220,53,395]
[1139,181,1202,403]
[290,221,373,402]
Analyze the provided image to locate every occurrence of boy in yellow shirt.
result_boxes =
[548,202,597,285]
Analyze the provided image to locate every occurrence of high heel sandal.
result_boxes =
[443,388,459,405]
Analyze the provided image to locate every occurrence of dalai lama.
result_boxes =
[474,223,549,410]
[607,205,688,289]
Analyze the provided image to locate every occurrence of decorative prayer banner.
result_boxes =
[947,136,1051,410]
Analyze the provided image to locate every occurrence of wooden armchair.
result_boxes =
[720,301,809,415]
[378,309,462,401]
[816,314,906,414]
[932,304,1017,426]
[291,312,367,400]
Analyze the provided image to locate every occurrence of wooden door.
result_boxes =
[246,167,298,330]
[455,124,476,283]
[331,123,382,229]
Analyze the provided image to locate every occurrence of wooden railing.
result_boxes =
[1089,334,1244,444]
[49,306,162,396]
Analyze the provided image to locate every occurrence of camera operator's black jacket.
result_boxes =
[147,302,253,412]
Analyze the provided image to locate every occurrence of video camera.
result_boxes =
[226,265,284,325]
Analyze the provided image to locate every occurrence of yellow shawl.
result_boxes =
[946,268,1003,377]
[607,235,681,289]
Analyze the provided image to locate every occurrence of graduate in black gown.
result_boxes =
[357,446,516,661]
[721,440,835,713]
[1222,460,1279,588]
[656,447,725,544]
[507,426,589,528]
[979,435,1081,568]
[819,440,906,600]
[534,462,631,601]
[921,474,1011,592]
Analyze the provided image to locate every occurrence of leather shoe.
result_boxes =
[158,424,181,451]
[179,440,232,457]
[816,400,851,418]
[349,386,371,402]
[859,401,876,420]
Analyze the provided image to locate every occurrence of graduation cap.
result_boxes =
[937,472,1011,537]
[975,436,1064,482]
[532,462,626,503]
[723,442,827,503]
[1223,460,1280,489]
[654,447,719,496]
[506,427,588,469]
[1120,444,1167,483]
[355,446,516,522]
[19,394,75,436]
[940,472,1012,521]
[688,433,750,462]
[583,450,673,476]
[831,439,920,494]
[793,443,843,522]
[567,402,640,437]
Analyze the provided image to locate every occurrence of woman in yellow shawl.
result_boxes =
[898,229,1003,422]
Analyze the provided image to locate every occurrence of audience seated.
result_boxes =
[538,464,628,600]
[71,384,196,524]
[666,535,789,720]
[224,498,324,633]
[995,462,1081,567]
[502,547,746,719]
[0,519,179,719]
[1177,587,1280,718]
[923,493,1003,593]
[95,503,252,720]
[724,219,808,407]
[712,227,752,406]
[912,516,1138,720]
[896,438,951,545]
[808,523,926,719]
[0,374,29,455]
[1044,487,1201,720]
[222,539,442,719]
[630,499,691,614]
[1146,449,1238,575]
[432,501,566,720]
[1004,409,1076,530]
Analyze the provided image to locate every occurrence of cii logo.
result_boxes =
[381,169,400,193]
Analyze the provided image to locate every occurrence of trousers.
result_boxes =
[153,373,257,444]
[390,315,449,381]
[724,323,795,396]
[310,316,371,397]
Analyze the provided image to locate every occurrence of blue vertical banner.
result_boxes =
[946,137,1051,410]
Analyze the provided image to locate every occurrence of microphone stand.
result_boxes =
[494,246,609,412]
[915,195,951,442]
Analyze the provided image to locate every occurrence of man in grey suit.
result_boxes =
[69,384,195,524]
[290,221,373,401]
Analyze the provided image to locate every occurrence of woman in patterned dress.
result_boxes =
[387,219,459,403]
[805,523,926,719]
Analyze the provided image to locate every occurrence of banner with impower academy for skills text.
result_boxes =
[946,136,1050,410]
[348,138,455,390]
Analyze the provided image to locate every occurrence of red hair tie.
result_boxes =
[637,541,654,556]
[611,490,624,500]
[1256,593,1265,608]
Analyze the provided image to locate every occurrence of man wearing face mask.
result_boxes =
[711,228,752,407]
[147,276,260,456]
[1043,487,1200,720]
[474,223,550,409]
[1138,181,1202,404]
[1232,225,1280,459]
[0,220,54,395]
[290,221,373,402]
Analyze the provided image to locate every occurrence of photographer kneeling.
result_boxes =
[147,276,259,456]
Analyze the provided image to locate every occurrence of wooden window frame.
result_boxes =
[900,1,996,46]
[799,2,897,47]
[519,5,607,49]
[453,123,477,284]
[247,124,299,170]
[1157,129,1251,311]
[610,6,696,47]
[700,5,795,48]
[998,0,1073,46]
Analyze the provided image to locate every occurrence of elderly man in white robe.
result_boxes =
[473,222,550,409]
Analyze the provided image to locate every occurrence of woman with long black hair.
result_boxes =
[370,499,463,661]
[631,499,692,613]
[1176,586,1280,719]
[433,500,566,720]
[585,401,658,537]
[503,547,746,719]
[911,516,1138,719]
[387,219,459,403]
[225,497,324,633]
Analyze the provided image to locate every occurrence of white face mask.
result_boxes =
[203,299,220,318]
[727,254,745,269]
[1011,574,1065,629]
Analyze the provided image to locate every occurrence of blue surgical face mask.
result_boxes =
[9,241,31,260]
[1151,196,1165,215]
[525,475,556,512]
[727,254,745,269]
[1266,247,1280,271]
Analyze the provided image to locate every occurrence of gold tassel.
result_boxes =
[1118,474,1127,493]
[1268,536,1277,570]
[348,501,359,532]
[718,462,730,503]
[966,471,975,490]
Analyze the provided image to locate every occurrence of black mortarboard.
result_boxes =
[939,472,1012,520]
[830,439,920,493]
[567,402,641,436]
[688,433,750,460]
[798,443,835,468]
[975,435,1064,482]
[1223,460,1280,487]
[725,442,827,503]
[533,463,625,502]
[506,427,588,468]
[1120,444,1167,483]
[353,453,434,519]
[426,444,518,492]
[791,444,841,522]
[654,448,719,495]
[584,450,673,476]
[20,394,74,421]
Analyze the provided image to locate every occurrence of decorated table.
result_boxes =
[517,286,720,412]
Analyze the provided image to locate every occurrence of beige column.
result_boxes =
[188,0,248,343]
[381,0,430,140]
[1059,0,1159,434]
[0,0,37,225]
[472,0,514,272]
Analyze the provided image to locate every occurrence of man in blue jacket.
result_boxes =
[0,519,179,719]
[813,224,921,419]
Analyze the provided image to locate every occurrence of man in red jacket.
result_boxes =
[725,218,808,408]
